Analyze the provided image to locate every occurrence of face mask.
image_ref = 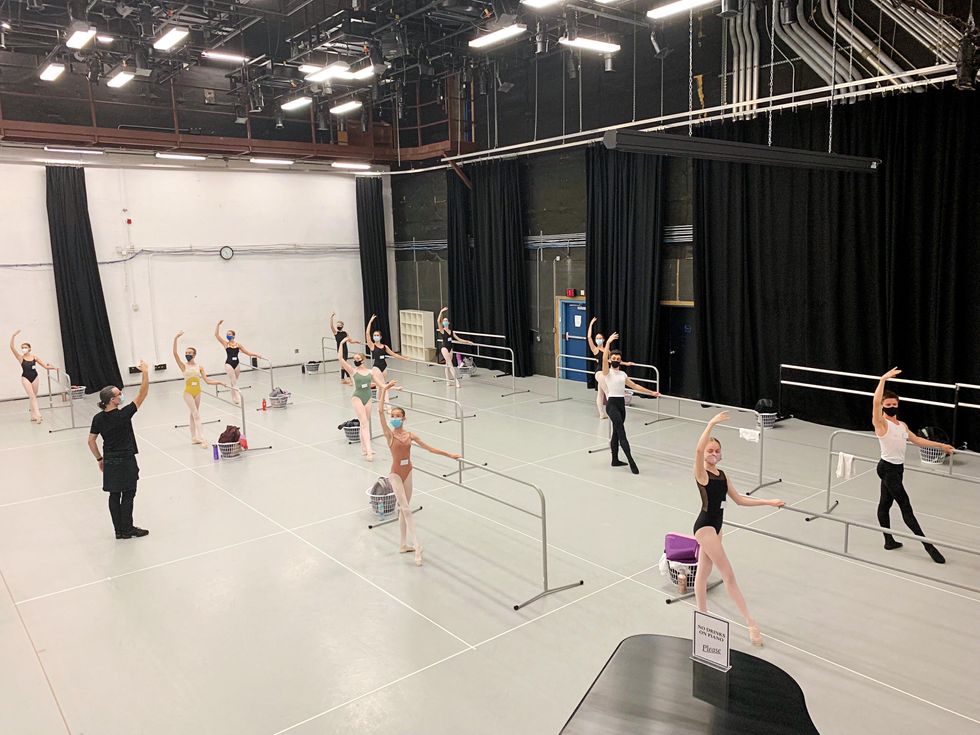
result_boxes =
[390,418,403,429]
[354,360,363,367]
[595,338,604,346]
[373,335,382,342]
[442,320,450,327]
[706,453,720,465]
[882,406,899,417]
[610,362,621,369]
[185,354,194,362]
[226,334,234,341]
[21,346,30,352]
[116,392,125,406]
[337,324,344,330]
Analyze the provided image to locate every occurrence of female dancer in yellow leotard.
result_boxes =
[173,331,226,447]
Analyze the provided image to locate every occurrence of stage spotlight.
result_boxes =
[779,0,797,25]
[954,34,978,91]
[650,27,672,59]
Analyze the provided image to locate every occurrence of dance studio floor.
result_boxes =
[2,366,979,734]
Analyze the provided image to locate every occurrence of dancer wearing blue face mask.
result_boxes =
[436,307,475,388]
[365,314,409,384]
[214,320,264,405]
[379,381,461,565]
[88,361,151,539]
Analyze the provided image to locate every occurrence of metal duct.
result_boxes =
[868,0,957,63]
[794,0,859,85]
[746,2,761,116]
[728,16,743,116]
[737,2,750,117]
[817,0,913,84]
[774,1,836,84]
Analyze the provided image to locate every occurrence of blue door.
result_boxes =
[559,300,589,382]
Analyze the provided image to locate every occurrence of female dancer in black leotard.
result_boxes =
[600,333,659,474]
[10,330,55,424]
[693,411,784,647]
[365,314,409,385]
[436,307,476,388]
[214,320,264,405]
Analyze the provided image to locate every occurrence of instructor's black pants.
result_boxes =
[606,397,635,465]
[108,489,137,534]
[876,460,928,546]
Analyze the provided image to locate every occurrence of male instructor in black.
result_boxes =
[88,360,150,539]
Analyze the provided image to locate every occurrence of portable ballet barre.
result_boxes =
[813,428,980,519]
[45,368,87,434]
[411,458,585,610]
[542,354,661,408]
[41,367,73,414]
[725,504,980,596]
[588,395,783,496]
[385,388,485,482]
[444,330,529,398]
[216,355,276,398]
[778,364,958,413]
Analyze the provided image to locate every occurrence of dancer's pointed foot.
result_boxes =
[399,545,415,553]
[415,546,424,566]
[748,625,763,647]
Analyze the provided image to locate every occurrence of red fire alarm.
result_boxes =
[126,218,132,225]
[565,288,575,297]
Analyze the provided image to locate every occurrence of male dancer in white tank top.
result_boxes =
[873,368,954,564]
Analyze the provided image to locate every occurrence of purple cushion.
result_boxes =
[664,533,700,564]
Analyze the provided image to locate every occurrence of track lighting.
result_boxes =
[39,62,66,81]
[647,0,718,20]
[954,34,978,91]
[469,23,527,49]
[718,0,740,18]
[66,20,97,49]
[779,0,797,25]
[153,26,189,51]
[650,26,672,58]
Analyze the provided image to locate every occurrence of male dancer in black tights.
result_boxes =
[873,368,954,564]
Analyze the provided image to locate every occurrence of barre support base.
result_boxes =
[368,506,423,529]
[514,579,584,611]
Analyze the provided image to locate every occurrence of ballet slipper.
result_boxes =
[399,545,415,553]
[748,625,763,647]
[415,546,424,566]
[365,453,375,462]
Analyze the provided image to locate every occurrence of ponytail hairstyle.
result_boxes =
[98,386,117,410]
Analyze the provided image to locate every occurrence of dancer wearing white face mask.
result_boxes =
[692,411,784,647]
[10,330,56,424]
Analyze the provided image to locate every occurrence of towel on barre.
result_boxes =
[739,428,760,443]
[836,452,856,481]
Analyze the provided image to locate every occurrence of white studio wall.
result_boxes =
[0,161,391,401]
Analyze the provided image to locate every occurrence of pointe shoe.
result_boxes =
[415,546,424,566]
[748,625,763,647]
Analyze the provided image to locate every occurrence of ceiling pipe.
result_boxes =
[868,0,956,63]
[792,0,858,85]
[816,0,914,85]
[738,1,751,118]
[727,15,743,118]
[774,0,836,84]
[746,1,761,117]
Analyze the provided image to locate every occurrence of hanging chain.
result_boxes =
[687,9,693,135]
[768,0,776,146]
[828,0,840,153]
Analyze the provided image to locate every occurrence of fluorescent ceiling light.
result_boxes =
[107,69,135,88]
[203,50,250,63]
[97,34,113,43]
[332,161,371,170]
[66,23,97,49]
[44,146,104,155]
[305,61,349,82]
[521,0,562,7]
[153,26,189,51]
[647,0,717,20]
[1,21,11,30]
[329,100,362,114]
[249,158,295,165]
[298,64,322,74]
[155,152,207,160]
[39,62,65,81]
[469,23,526,49]
[558,36,621,53]
[281,96,312,111]
[352,66,375,80]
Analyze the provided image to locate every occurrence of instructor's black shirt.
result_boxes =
[90,403,139,458]
[335,330,349,358]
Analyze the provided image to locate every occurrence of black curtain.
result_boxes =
[585,144,665,387]
[45,166,122,393]
[355,176,391,345]
[694,89,980,447]
[446,160,532,376]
